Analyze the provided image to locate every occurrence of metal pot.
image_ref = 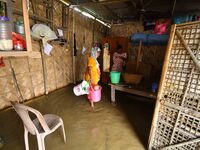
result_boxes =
[14,21,24,35]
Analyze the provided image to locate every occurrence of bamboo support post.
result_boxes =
[26,58,35,97]
[72,9,76,84]
[136,40,142,72]
[40,40,48,95]
[8,59,24,102]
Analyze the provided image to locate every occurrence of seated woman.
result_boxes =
[111,45,127,72]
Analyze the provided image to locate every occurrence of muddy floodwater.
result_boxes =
[0,85,155,150]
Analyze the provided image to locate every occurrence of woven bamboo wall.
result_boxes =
[0,42,72,110]
[109,22,167,80]
[0,1,108,110]
[72,11,107,81]
[109,22,144,37]
[0,1,71,110]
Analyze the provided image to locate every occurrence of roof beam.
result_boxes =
[75,0,131,6]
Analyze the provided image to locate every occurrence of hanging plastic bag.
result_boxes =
[31,24,57,41]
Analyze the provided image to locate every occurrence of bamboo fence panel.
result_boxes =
[149,21,200,150]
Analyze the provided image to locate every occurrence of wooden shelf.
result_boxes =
[0,0,40,58]
[0,51,41,58]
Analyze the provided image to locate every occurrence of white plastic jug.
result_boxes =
[73,80,89,96]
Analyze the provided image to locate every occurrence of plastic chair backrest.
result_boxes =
[11,102,50,135]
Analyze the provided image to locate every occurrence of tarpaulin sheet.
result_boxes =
[131,33,169,45]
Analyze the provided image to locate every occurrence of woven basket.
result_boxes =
[122,73,143,84]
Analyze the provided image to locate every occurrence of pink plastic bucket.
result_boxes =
[88,86,102,102]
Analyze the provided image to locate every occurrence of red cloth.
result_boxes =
[12,32,26,49]
[0,57,5,68]
[154,20,170,34]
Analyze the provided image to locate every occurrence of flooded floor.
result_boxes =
[0,85,155,150]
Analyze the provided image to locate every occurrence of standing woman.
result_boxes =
[85,46,101,107]
[111,45,127,72]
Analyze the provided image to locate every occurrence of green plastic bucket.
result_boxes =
[110,71,121,84]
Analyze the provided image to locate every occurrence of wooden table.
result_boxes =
[109,83,157,103]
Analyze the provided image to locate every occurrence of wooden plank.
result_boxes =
[148,25,177,150]
[22,0,32,53]
[110,84,156,99]
[109,84,156,100]
[176,21,200,27]
[0,51,41,58]
[28,51,41,58]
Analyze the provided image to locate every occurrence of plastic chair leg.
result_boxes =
[61,121,66,143]
[24,127,29,150]
[37,135,45,150]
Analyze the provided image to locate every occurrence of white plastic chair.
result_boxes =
[11,102,66,150]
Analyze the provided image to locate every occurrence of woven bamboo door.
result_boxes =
[149,21,200,150]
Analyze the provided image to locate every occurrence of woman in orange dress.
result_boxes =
[85,47,101,107]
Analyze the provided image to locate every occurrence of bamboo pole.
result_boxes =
[26,57,35,97]
[8,59,24,102]
[40,40,48,95]
[136,40,142,73]
[72,9,76,84]
[161,138,200,150]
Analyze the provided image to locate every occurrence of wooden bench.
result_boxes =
[109,83,157,103]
